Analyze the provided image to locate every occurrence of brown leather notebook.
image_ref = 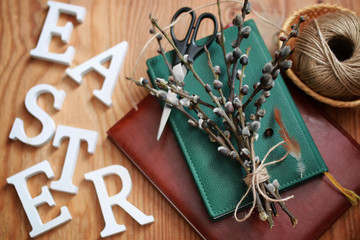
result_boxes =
[107,84,360,240]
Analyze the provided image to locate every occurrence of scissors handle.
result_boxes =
[170,7,196,61]
[170,7,218,65]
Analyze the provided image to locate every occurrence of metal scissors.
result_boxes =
[157,7,218,140]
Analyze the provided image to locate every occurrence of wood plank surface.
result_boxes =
[0,0,359,239]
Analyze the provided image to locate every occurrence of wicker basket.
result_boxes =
[280,4,360,108]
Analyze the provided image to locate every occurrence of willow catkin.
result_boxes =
[293,11,360,101]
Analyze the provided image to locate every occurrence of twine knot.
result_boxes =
[243,165,270,186]
[234,141,294,222]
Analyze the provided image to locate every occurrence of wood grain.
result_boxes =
[0,0,359,239]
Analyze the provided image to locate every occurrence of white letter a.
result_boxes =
[66,41,128,106]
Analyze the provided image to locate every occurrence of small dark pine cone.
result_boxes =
[299,15,306,23]
[257,109,266,118]
[204,84,212,93]
[157,91,167,101]
[240,54,249,65]
[226,52,234,64]
[245,2,252,14]
[272,69,280,80]
[260,73,273,89]
[240,84,249,95]
[232,14,243,27]
[251,121,261,132]
[262,62,273,74]
[279,60,292,70]
[225,101,234,113]
[213,107,223,117]
[230,151,237,159]
[233,97,242,109]
[215,32,223,44]
[213,80,223,90]
[213,65,221,75]
[290,29,298,37]
[253,81,261,90]
[279,35,287,42]
[233,47,241,59]
[241,26,251,39]
[139,78,149,85]
[156,33,163,41]
[279,46,291,58]
[218,146,230,156]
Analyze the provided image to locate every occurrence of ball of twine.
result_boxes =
[293,11,360,101]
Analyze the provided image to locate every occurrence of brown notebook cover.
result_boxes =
[107,84,360,240]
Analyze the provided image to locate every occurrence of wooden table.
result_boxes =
[1,0,359,239]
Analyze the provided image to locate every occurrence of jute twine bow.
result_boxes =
[234,141,294,222]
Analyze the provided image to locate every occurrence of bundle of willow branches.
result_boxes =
[128,0,305,228]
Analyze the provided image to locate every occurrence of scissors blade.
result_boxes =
[157,92,177,141]
[157,63,187,141]
[172,63,187,82]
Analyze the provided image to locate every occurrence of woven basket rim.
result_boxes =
[280,3,360,108]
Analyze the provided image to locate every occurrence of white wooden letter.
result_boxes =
[85,165,154,238]
[50,125,98,194]
[65,41,128,106]
[9,84,66,147]
[6,160,72,238]
[30,1,86,65]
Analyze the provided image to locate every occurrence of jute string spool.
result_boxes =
[293,11,360,101]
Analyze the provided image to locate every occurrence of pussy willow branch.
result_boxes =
[156,81,215,109]
[264,182,298,226]
[239,47,251,99]
[216,0,231,85]
[150,16,244,146]
[134,8,306,228]
[150,16,177,81]
[236,47,251,128]
[150,16,246,166]
[250,136,267,220]
[204,45,217,79]
[193,103,245,169]
[128,77,198,124]
[279,16,306,50]
[242,87,261,110]
[204,46,227,107]
[228,0,248,102]
[262,183,275,229]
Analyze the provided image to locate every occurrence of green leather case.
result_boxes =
[146,20,328,219]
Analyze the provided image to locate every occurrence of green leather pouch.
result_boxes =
[146,19,328,219]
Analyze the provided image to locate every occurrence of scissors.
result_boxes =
[157,7,218,140]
